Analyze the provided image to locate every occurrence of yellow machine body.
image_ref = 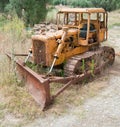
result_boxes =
[32,8,108,66]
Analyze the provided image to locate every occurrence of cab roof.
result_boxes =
[58,8,106,13]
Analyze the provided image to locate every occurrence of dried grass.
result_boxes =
[0,16,44,122]
[0,9,120,125]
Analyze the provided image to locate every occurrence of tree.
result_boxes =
[91,0,120,11]
[5,0,50,25]
[0,0,9,12]
[71,0,92,7]
[52,0,120,11]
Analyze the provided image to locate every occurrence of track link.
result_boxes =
[64,46,115,76]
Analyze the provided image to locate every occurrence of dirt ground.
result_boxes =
[0,25,120,126]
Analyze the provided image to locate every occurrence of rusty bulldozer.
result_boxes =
[7,8,115,110]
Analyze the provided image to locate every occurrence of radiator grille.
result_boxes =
[33,40,46,65]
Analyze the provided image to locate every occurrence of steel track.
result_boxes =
[64,46,115,76]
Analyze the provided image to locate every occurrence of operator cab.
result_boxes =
[57,8,108,46]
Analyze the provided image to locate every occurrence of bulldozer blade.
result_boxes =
[6,53,51,110]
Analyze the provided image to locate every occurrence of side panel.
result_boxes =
[99,28,106,42]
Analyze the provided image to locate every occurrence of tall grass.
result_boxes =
[0,15,25,85]
[0,15,43,121]
[0,14,7,28]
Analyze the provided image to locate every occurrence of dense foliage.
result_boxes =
[5,0,49,25]
[0,0,51,25]
[0,0,9,12]
[53,0,120,11]
[91,0,120,11]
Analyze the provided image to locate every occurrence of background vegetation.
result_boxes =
[0,0,51,25]
[0,0,120,26]
[53,0,120,11]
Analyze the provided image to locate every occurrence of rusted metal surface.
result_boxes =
[32,40,46,65]
[64,46,115,76]
[58,8,106,13]
[6,53,51,110]
[17,61,51,109]
[53,80,73,98]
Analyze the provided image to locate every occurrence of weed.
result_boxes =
[90,59,95,77]
[26,61,48,74]
[0,111,5,119]
[0,14,9,27]
[113,23,120,26]
[81,59,85,72]
[0,103,6,110]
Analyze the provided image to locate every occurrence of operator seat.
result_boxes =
[79,23,96,38]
